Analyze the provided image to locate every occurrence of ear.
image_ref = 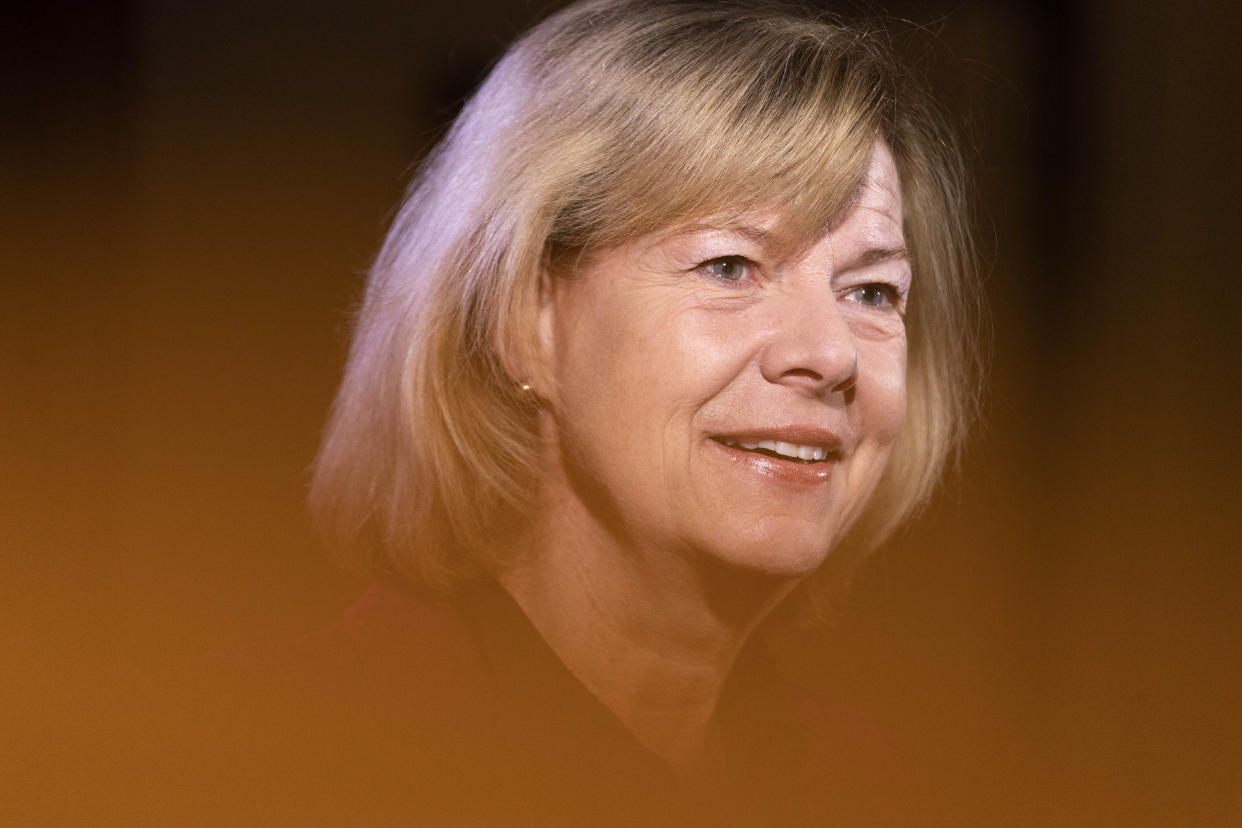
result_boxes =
[523,263,565,406]
[533,265,559,396]
[493,265,559,403]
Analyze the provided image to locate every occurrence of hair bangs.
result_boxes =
[548,14,890,256]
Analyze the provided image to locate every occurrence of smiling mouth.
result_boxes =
[712,437,830,464]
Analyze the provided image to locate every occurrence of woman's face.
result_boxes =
[539,140,909,578]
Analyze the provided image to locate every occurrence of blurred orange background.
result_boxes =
[4,0,1239,823]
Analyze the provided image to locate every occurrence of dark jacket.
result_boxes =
[137,579,908,826]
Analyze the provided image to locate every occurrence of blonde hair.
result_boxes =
[310,0,982,602]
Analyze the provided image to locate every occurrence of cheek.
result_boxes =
[859,338,908,444]
[551,291,689,453]
[565,295,742,407]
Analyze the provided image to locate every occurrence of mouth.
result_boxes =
[710,437,833,464]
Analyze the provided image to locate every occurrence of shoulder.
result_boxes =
[208,581,484,725]
[338,580,491,711]
[141,582,497,823]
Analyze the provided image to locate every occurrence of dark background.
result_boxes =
[5,0,1239,823]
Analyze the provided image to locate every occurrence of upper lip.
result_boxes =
[709,425,846,457]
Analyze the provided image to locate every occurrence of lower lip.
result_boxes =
[708,439,834,487]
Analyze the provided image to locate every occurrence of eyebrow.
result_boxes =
[668,224,909,270]
[849,246,909,269]
[677,221,775,245]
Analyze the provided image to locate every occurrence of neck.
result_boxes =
[498,487,798,771]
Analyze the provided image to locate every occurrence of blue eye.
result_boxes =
[849,283,895,308]
[702,256,750,282]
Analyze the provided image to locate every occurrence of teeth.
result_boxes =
[727,438,827,462]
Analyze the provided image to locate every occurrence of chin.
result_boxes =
[702,528,836,581]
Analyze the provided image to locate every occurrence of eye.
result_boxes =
[847,283,898,308]
[699,256,753,283]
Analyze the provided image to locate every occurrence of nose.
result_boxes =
[758,293,858,395]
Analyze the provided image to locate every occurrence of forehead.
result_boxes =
[829,141,904,247]
[664,140,904,253]
[853,140,903,217]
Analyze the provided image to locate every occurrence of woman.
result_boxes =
[205,0,979,823]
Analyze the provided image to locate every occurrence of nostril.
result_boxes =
[783,368,824,382]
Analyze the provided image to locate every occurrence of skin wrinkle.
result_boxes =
[501,139,908,769]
